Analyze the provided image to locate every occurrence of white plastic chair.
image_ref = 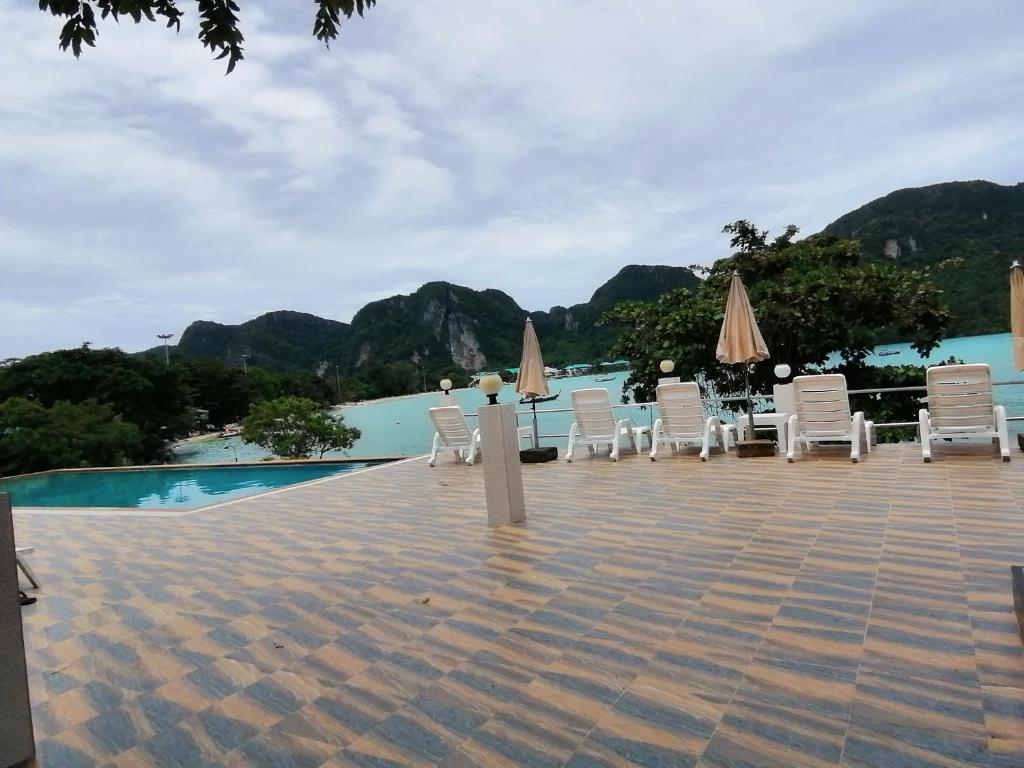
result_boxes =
[786,374,868,464]
[919,364,1010,463]
[428,406,481,466]
[566,388,650,462]
[650,382,724,462]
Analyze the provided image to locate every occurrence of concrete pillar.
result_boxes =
[478,403,526,526]
[0,493,35,766]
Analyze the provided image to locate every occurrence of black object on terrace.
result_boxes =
[1012,565,1024,647]
[520,447,558,463]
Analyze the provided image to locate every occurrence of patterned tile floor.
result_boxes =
[11,442,1024,767]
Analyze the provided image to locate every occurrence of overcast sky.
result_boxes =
[1,1,1022,358]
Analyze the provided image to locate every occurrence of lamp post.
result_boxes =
[335,365,342,403]
[773,363,791,380]
[439,378,453,396]
[479,374,503,405]
[157,333,174,366]
[241,353,249,375]
[476,373,525,526]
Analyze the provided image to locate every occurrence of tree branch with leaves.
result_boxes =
[39,0,377,73]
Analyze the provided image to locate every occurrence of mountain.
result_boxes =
[166,265,701,373]
[176,311,350,370]
[822,180,1024,337]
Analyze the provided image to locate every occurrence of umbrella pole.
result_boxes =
[532,400,539,448]
[745,365,755,442]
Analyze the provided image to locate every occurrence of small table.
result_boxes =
[724,413,789,454]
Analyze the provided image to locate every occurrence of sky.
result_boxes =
[2,0,1022,358]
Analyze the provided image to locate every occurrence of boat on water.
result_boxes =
[878,349,901,357]
[594,376,615,382]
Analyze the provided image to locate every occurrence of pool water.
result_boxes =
[0,462,378,509]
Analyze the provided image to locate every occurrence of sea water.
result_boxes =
[173,332,1021,463]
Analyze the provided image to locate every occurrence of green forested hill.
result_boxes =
[168,265,701,374]
[822,180,1024,336]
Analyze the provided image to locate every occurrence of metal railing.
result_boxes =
[464,380,1024,439]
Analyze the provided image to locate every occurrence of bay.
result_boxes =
[173,331,1021,464]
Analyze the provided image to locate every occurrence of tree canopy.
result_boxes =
[39,0,377,73]
[0,347,194,462]
[241,396,360,459]
[603,220,950,408]
[0,398,143,476]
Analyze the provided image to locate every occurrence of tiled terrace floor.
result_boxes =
[12,442,1024,768]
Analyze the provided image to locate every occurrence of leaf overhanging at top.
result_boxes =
[39,0,376,73]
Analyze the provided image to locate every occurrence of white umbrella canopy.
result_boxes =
[716,271,770,441]
[515,318,549,398]
[1012,261,1024,371]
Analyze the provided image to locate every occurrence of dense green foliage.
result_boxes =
[0,398,143,476]
[0,348,360,474]
[0,347,193,461]
[39,0,375,74]
[823,180,1024,337]
[604,222,949,421]
[241,397,360,459]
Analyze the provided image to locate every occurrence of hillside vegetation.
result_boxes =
[165,265,701,377]
[823,180,1024,337]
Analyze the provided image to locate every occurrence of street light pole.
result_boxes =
[241,353,249,375]
[157,334,174,366]
[334,365,342,402]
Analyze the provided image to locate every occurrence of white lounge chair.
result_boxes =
[650,382,724,462]
[786,374,868,464]
[918,363,1010,463]
[16,546,39,589]
[566,388,650,462]
[428,406,481,466]
[427,406,532,466]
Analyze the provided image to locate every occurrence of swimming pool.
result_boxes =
[0,462,380,510]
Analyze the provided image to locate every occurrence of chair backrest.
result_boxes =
[772,383,796,415]
[428,406,473,447]
[656,382,705,437]
[571,388,617,440]
[792,374,852,436]
[926,364,996,433]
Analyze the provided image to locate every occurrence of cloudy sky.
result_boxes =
[2,1,1021,358]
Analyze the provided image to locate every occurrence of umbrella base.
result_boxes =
[736,439,775,458]
[520,447,558,463]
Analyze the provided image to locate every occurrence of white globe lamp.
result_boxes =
[479,374,503,405]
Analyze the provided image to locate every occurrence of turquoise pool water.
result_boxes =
[172,332,1023,463]
[0,462,377,509]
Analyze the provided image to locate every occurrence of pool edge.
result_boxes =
[9,456,427,517]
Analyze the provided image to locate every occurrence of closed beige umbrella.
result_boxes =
[1012,261,1024,371]
[716,271,770,441]
[716,272,770,365]
[515,318,549,399]
[515,318,550,447]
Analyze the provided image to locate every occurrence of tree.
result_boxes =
[241,396,360,459]
[177,358,254,427]
[0,347,193,461]
[603,222,950,422]
[0,398,143,476]
[39,0,376,74]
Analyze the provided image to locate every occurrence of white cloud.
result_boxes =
[0,0,1022,357]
